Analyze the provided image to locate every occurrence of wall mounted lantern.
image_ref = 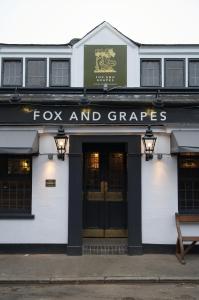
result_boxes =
[54,126,68,161]
[142,126,157,161]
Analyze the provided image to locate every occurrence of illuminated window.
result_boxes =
[8,159,31,175]
[89,152,99,169]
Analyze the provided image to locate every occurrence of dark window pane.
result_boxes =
[0,180,31,213]
[178,156,199,212]
[189,61,199,86]
[2,60,22,86]
[26,60,46,87]
[51,60,70,86]
[165,60,184,87]
[141,60,161,86]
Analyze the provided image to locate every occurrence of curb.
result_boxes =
[0,277,199,284]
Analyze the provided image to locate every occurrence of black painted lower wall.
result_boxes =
[143,244,199,254]
[0,244,199,254]
[0,244,67,254]
[143,244,176,254]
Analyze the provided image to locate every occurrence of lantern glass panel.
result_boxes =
[143,138,156,152]
[55,137,67,154]
[57,138,66,149]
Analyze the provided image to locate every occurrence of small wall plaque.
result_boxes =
[45,179,56,187]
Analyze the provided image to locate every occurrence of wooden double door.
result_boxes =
[83,143,127,238]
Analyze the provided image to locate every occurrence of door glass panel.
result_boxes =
[85,152,100,191]
[84,152,103,202]
[105,152,125,202]
[108,152,124,191]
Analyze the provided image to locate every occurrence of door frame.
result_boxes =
[68,135,142,255]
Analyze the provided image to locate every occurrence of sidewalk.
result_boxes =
[0,254,199,284]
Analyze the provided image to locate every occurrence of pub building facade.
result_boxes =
[0,21,199,255]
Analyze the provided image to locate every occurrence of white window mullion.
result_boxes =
[161,58,164,87]
[185,58,188,87]
[23,57,25,87]
[46,57,49,87]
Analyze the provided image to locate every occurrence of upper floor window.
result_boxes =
[140,59,161,87]
[165,59,185,87]
[50,59,70,87]
[26,58,46,87]
[189,59,199,87]
[2,58,22,87]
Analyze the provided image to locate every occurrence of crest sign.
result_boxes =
[84,45,127,87]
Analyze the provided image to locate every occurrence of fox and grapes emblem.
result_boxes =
[94,48,117,73]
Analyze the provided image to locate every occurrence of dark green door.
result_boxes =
[83,143,127,237]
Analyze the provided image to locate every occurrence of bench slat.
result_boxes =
[176,214,199,222]
[182,237,199,241]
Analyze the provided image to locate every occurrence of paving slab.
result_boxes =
[0,254,198,283]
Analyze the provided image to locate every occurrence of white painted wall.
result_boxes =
[0,133,68,243]
[142,132,199,244]
[71,25,139,87]
[142,134,178,244]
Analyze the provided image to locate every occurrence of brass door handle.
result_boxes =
[100,181,105,192]
[101,181,108,193]
[104,181,108,193]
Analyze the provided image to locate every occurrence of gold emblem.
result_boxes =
[94,48,117,73]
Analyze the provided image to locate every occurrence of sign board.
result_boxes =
[0,104,199,125]
[84,45,127,87]
[45,179,56,187]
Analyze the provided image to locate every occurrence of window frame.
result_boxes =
[0,155,33,218]
[1,57,23,87]
[25,58,47,88]
[164,58,185,88]
[188,58,199,87]
[178,155,199,214]
[140,58,162,87]
[49,58,71,87]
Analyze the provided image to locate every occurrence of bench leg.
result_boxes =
[184,241,197,255]
[176,237,185,264]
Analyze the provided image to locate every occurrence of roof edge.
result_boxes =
[0,43,72,47]
[73,21,141,48]
[0,21,199,47]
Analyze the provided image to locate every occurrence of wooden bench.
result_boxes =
[175,213,199,264]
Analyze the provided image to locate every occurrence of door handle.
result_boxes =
[100,181,108,193]
[104,181,108,193]
[100,181,105,192]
